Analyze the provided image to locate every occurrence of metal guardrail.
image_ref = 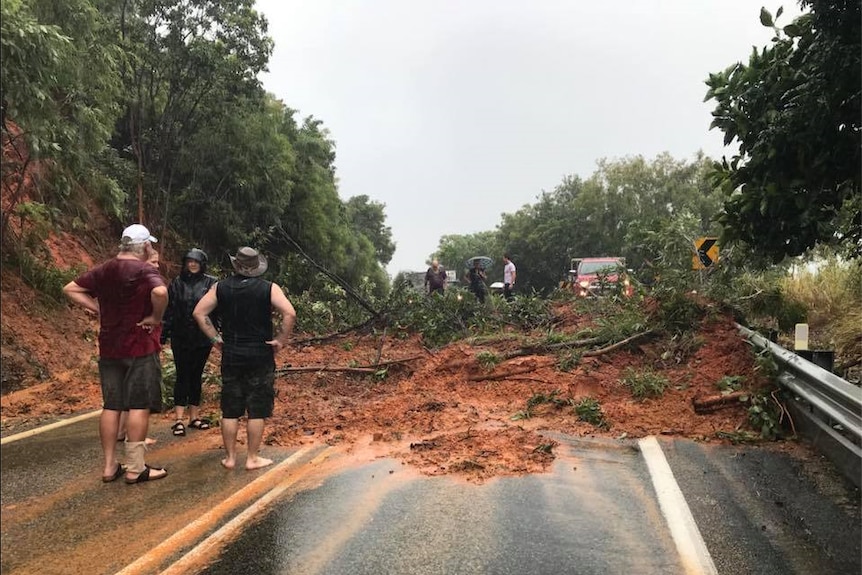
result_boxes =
[736,324,862,487]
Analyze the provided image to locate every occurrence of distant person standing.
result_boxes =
[63,224,168,484]
[193,247,296,471]
[502,253,517,301]
[465,258,487,304]
[424,259,447,295]
[162,248,218,437]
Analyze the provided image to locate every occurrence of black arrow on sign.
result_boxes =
[697,238,717,267]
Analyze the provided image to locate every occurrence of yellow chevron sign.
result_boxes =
[692,237,719,269]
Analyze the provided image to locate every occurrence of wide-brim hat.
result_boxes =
[230,247,268,277]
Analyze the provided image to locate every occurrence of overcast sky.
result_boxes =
[255,0,802,276]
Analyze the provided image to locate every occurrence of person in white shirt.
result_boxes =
[502,253,517,301]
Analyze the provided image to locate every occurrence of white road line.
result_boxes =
[639,436,718,575]
[1,410,101,445]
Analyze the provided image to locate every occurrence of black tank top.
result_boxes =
[216,275,274,368]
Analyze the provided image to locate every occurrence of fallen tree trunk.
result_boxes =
[693,391,747,414]
[275,354,423,376]
[501,336,606,359]
[276,366,379,375]
[581,330,653,357]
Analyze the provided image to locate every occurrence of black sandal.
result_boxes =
[125,464,167,484]
[188,418,210,430]
[171,421,186,436]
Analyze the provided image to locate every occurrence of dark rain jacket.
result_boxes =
[162,269,218,349]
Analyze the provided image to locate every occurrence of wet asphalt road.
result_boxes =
[201,436,861,575]
[1,416,860,575]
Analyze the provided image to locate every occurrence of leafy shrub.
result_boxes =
[511,390,567,420]
[161,349,176,408]
[556,351,581,372]
[650,287,706,335]
[717,375,745,393]
[491,291,552,330]
[386,283,553,348]
[573,397,608,429]
[620,368,668,401]
[6,248,82,304]
[475,350,501,371]
[589,297,650,341]
[746,392,783,440]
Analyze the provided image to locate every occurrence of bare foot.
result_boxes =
[246,456,273,470]
[221,457,235,470]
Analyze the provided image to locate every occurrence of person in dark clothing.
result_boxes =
[193,247,296,471]
[161,248,218,436]
[424,259,447,295]
[465,259,487,303]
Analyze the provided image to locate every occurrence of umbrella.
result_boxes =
[465,256,493,270]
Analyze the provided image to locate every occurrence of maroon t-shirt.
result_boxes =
[74,258,165,359]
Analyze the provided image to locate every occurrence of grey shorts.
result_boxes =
[220,364,275,419]
[99,352,163,412]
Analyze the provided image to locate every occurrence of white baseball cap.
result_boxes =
[120,224,158,244]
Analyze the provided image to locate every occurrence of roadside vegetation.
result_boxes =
[0,0,857,447]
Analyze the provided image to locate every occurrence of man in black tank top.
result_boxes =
[193,247,296,471]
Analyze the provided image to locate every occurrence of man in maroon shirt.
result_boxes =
[64,224,169,484]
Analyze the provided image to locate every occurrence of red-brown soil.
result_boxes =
[1,255,780,484]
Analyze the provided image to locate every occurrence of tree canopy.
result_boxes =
[1,0,392,299]
[705,0,861,261]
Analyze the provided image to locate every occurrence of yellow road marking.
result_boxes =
[1,410,101,445]
[158,448,335,575]
[114,446,333,575]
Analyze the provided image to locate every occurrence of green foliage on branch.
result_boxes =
[705,1,861,261]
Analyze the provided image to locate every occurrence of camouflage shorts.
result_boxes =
[220,364,275,419]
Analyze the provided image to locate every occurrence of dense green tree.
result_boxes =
[1,0,120,159]
[268,114,389,297]
[170,94,295,254]
[434,231,500,284]
[705,1,861,261]
[109,0,273,224]
[345,195,396,266]
[496,178,584,292]
[494,154,723,293]
[1,0,123,242]
[0,0,398,303]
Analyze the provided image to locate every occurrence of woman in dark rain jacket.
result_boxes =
[161,248,218,436]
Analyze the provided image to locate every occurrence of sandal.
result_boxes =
[188,418,211,430]
[125,464,167,484]
[102,463,126,483]
[171,421,186,436]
